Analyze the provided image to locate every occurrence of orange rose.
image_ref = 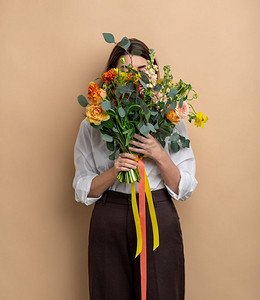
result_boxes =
[87,82,102,105]
[165,109,180,125]
[85,105,110,125]
[102,68,118,84]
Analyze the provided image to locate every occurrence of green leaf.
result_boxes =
[113,127,119,133]
[145,110,151,122]
[179,98,183,108]
[140,79,147,89]
[157,138,166,148]
[116,84,133,94]
[147,123,156,133]
[165,106,171,114]
[141,102,149,115]
[170,132,179,142]
[179,136,190,148]
[102,134,113,142]
[131,49,142,56]
[101,118,113,128]
[137,122,144,131]
[170,101,177,110]
[125,128,135,146]
[106,141,114,151]
[139,71,149,84]
[102,33,115,43]
[118,37,130,50]
[150,110,157,116]
[169,88,177,98]
[77,95,88,107]
[154,83,162,92]
[121,98,129,105]
[118,107,126,117]
[109,151,116,160]
[140,125,150,136]
[101,101,111,111]
[170,141,180,153]
[91,124,101,130]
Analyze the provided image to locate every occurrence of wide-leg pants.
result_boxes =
[88,188,185,300]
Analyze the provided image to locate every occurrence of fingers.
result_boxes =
[114,153,138,172]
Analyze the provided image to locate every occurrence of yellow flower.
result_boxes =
[121,71,141,84]
[165,109,180,125]
[156,78,163,84]
[194,112,208,128]
[85,105,110,125]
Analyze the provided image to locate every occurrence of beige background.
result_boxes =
[1,0,260,299]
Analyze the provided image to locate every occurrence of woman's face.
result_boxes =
[116,55,148,72]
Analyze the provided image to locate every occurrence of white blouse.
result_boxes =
[73,118,198,206]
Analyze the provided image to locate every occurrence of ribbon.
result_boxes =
[130,157,160,300]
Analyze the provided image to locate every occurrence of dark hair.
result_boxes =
[106,38,158,71]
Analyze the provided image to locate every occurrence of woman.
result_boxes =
[73,38,198,300]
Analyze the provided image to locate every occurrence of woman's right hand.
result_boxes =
[113,153,138,177]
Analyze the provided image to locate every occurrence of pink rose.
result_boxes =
[176,101,189,118]
[100,88,107,99]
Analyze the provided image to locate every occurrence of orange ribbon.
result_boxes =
[138,158,147,300]
[131,157,160,300]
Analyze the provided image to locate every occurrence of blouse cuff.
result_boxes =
[74,175,102,206]
[165,169,198,201]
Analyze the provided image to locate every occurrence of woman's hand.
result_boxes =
[113,153,138,177]
[128,134,165,162]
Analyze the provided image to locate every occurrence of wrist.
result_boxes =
[111,165,119,179]
[154,149,169,166]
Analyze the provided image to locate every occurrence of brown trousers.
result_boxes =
[88,188,185,300]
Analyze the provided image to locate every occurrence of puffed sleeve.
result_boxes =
[164,120,198,201]
[72,120,102,205]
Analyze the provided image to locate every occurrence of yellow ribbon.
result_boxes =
[131,157,160,257]
[131,183,142,258]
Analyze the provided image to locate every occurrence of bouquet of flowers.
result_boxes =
[78,33,208,183]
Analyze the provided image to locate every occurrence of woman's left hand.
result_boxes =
[129,134,165,162]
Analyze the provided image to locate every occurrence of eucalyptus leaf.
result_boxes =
[158,139,166,148]
[102,134,113,142]
[169,88,177,98]
[154,83,162,92]
[165,106,171,114]
[102,33,115,43]
[142,102,149,115]
[131,49,142,56]
[140,79,147,89]
[170,141,180,153]
[140,71,149,84]
[118,37,130,50]
[118,107,126,117]
[101,101,111,111]
[140,125,150,136]
[179,98,183,108]
[170,132,180,142]
[77,95,88,107]
[170,101,177,110]
[109,151,116,160]
[137,122,144,131]
[150,110,157,116]
[121,98,129,105]
[106,141,115,151]
[147,123,156,133]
